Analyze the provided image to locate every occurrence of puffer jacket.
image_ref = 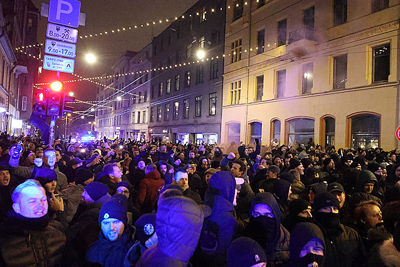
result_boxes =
[136,196,204,267]
[0,211,66,267]
[137,170,164,213]
[368,238,400,267]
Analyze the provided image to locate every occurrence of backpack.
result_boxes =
[199,217,219,255]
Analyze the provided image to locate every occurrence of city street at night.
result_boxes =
[0,0,399,266]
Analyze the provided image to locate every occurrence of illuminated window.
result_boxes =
[231,39,242,63]
[350,114,380,149]
[256,75,264,101]
[250,122,262,143]
[302,63,313,94]
[173,102,179,119]
[209,93,217,116]
[183,99,189,119]
[164,104,170,121]
[230,81,241,105]
[287,118,315,146]
[333,54,347,89]
[373,44,390,82]
[195,96,202,117]
[166,79,171,94]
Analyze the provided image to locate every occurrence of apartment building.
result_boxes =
[222,0,399,150]
[148,0,226,144]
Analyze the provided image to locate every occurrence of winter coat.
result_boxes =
[96,174,118,195]
[0,212,66,267]
[136,196,204,267]
[55,167,68,192]
[137,170,164,213]
[86,225,136,267]
[368,238,400,267]
[59,183,85,223]
[204,171,238,263]
[244,192,290,266]
[183,188,202,204]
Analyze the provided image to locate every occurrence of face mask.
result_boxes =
[144,233,158,248]
[299,253,324,267]
[314,212,340,229]
[251,216,276,241]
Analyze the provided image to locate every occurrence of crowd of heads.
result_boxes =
[0,133,399,266]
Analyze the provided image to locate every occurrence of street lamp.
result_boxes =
[91,108,95,112]
[85,53,97,64]
[196,48,206,60]
[81,115,85,119]
[69,92,74,97]
[117,96,122,101]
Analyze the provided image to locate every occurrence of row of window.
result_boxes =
[229,43,390,104]
[232,0,389,25]
[151,60,220,99]
[150,93,217,122]
[230,113,380,149]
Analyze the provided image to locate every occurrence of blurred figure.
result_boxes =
[226,237,267,267]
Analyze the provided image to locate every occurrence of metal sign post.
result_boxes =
[49,116,56,146]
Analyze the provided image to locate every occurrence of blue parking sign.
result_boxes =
[48,0,81,28]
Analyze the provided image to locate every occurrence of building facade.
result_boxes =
[148,0,226,144]
[95,46,152,141]
[0,0,39,135]
[221,0,399,150]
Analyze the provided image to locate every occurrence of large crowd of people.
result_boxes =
[0,133,399,267]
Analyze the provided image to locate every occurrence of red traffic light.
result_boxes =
[50,81,63,92]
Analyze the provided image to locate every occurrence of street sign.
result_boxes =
[396,126,400,141]
[43,55,75,74]
[41,3,86,26]
[45,39,76,58]
[48,0,81,28]
[46,23,78,43]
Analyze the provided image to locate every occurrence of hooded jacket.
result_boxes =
[136,196,204,267]
[244,192,290,265]
[137,170,165,213]
[289,222,325,266]
[204,171,238,260]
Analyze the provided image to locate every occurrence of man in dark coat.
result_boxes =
[244,192,290,266]
[313,192,366,267]
[172,169,202,204]
[96,163,123,195]
[136,196,204,266]
[86,196,135,267]
[0,179,66,266]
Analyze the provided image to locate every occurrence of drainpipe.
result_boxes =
[245,0,252,145]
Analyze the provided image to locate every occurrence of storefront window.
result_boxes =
[287,118,314,146]
[351,114,380,149]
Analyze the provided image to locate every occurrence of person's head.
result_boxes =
[204,168,217,184]
[231,159,246,177]
[267,165,280,179]
[34,168,58,194]
[252,202,275,219]
[98,198,127,241]
[289,158,304,175]
[313,192,340,229]
[82,182,109,203]
[159,161,168,175]
[103,163,123,183]
[0,165,10,186]
[173,170,189,191]
[328,182,346,208]
[323,158,335,171]
[43,149,56,168]
[289,199,312,219]
[201,158,208,168]
[116,181,130,199]
[189,151,195,159]
[226,237,267,267]
[12,179,48,218]
[354,200,383,230]
[55,149,62,162]
[145,164,157,175]
[185,164,195,175]
[135,213,158,248]
[289,223,325,267]
[75,168,95,185]
[137,160,146,170]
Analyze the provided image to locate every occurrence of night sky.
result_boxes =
[32,0,198,101]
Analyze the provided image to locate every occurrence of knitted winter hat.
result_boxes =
[227,237,267,267]
[288,199,311,217]
[289,158,301,170]
[75,168,94,185]
[98,198,127,225]
[84,182,108,201]
[313,192,340,211]
[34,168,57,187]
[135,213,157,244]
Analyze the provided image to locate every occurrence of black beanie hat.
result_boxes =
[323,157,332,166]
[288,199,311,217]
[227,237,267,267]
[98,198,127,225]
[85,182,108,201]
[313,192,340,211]
[135,213,156,244]
[75,168,94,185]
[34,168,57,187]
[289,158,301,170]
